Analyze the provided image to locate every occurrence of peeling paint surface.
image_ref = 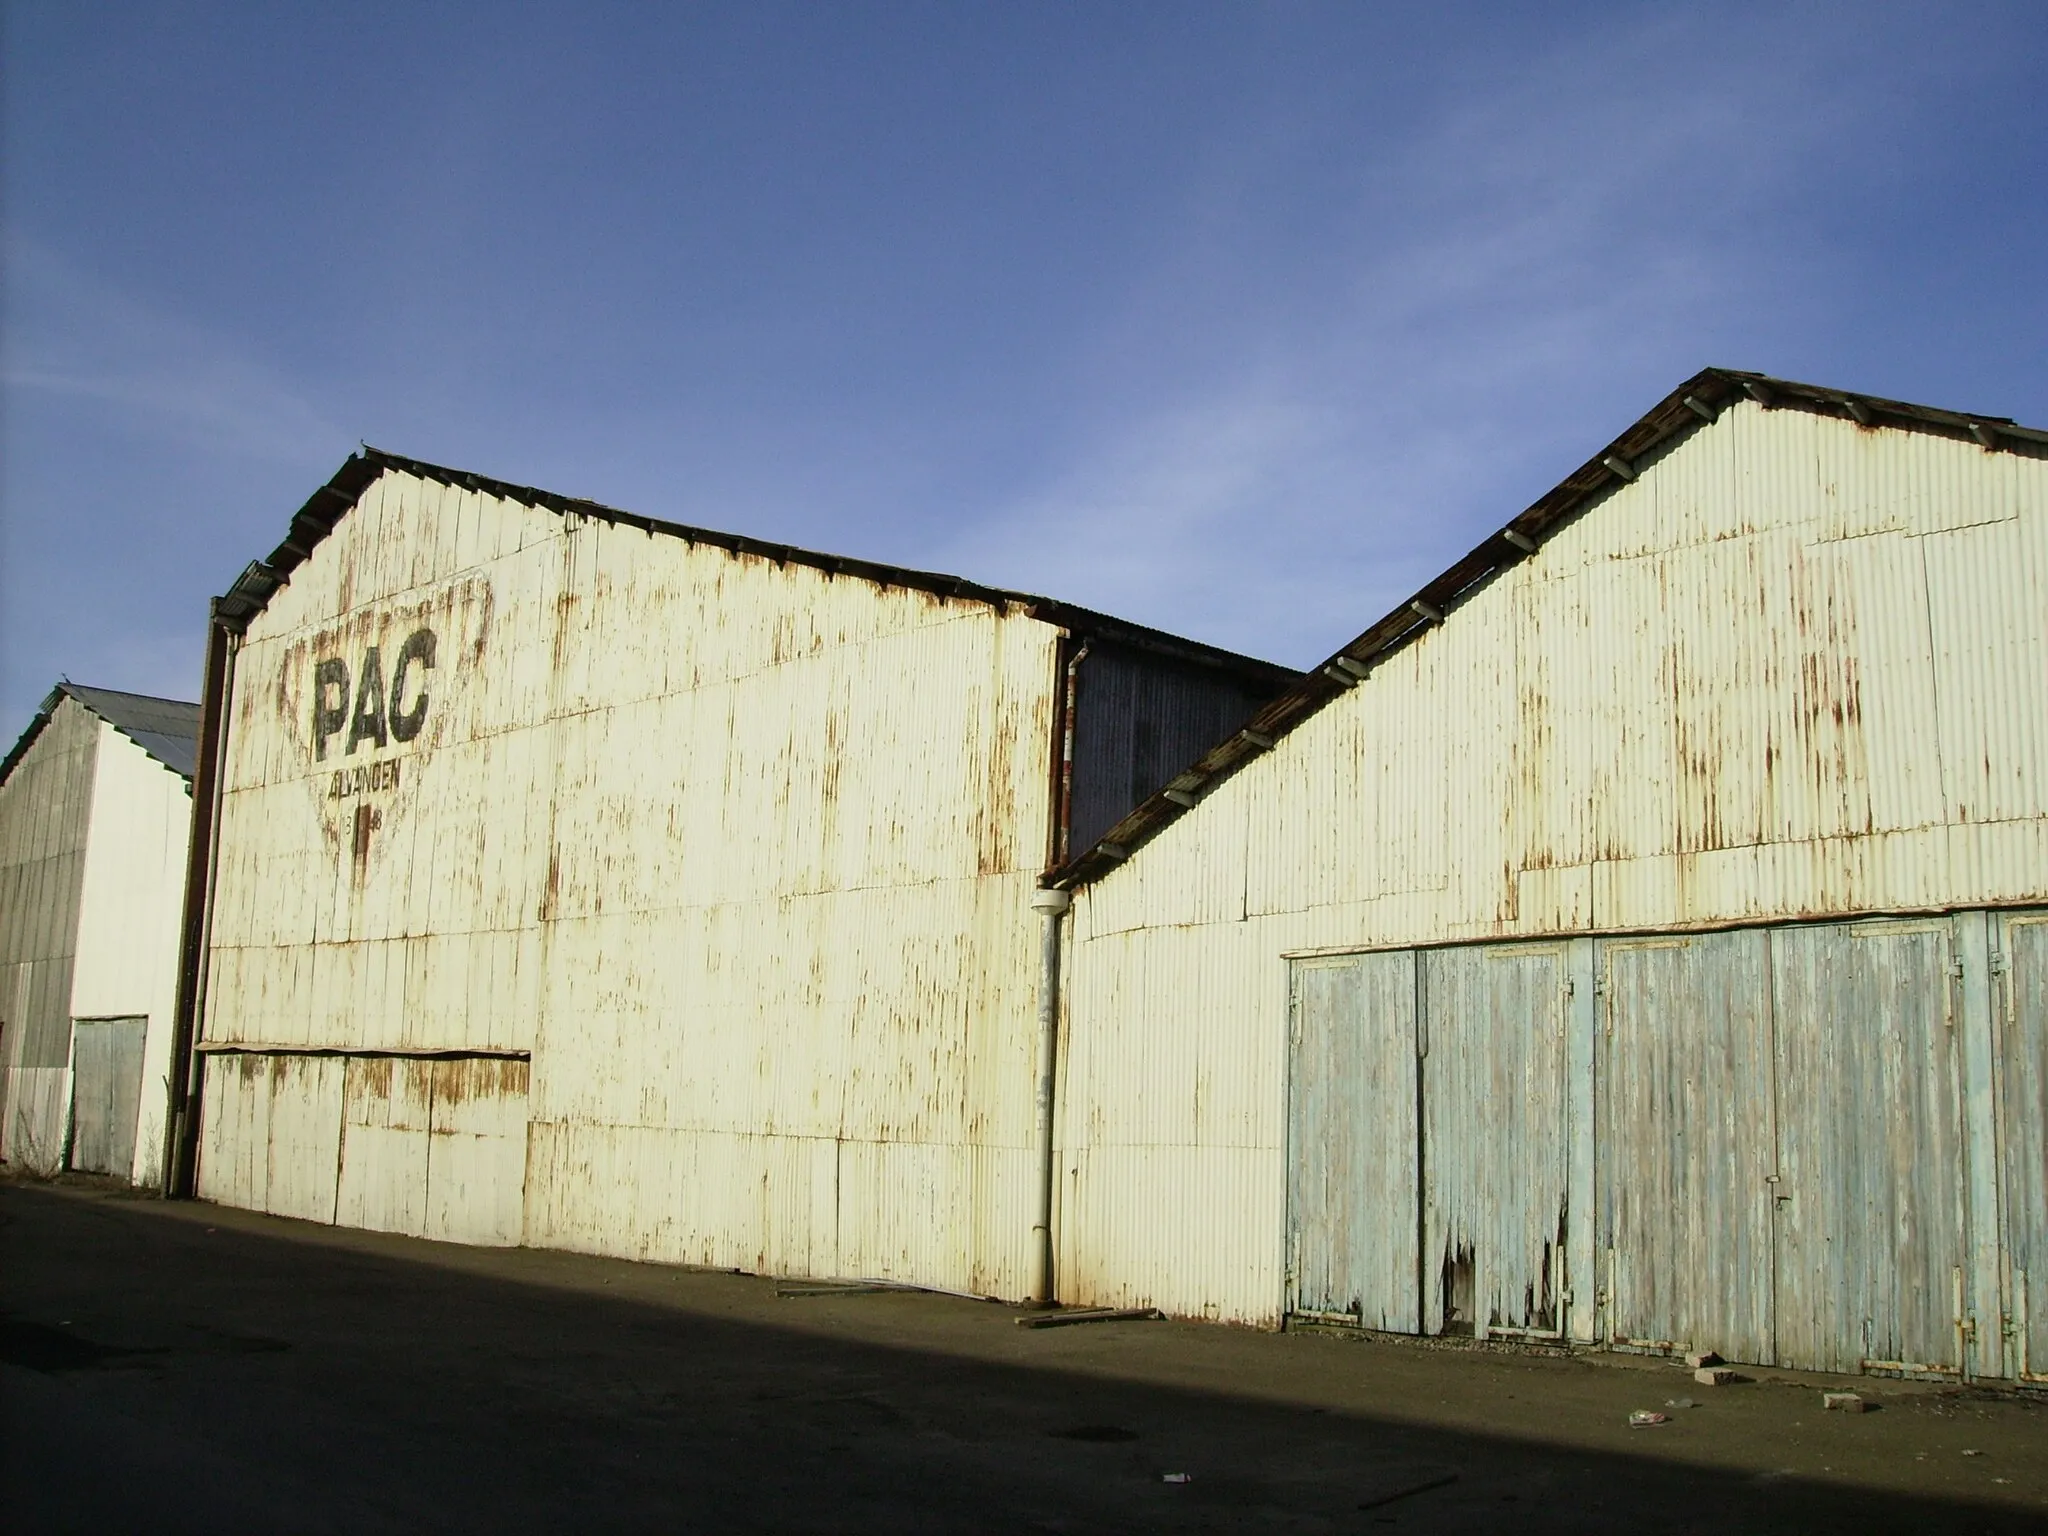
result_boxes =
[1998,912,2048,1381]
[198,469,1071,1294]
[1420,944,1570,1339]
[1601,931,1775,1364]
[1267,916,2031,1381]
[1286,952,1417,1333]
[1061,404,2048,1352]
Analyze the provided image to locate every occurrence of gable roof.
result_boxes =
[1048,367,2048,890]
[212,447,1298,690]
[0,683,202,789]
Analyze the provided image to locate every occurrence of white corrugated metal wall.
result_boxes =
[1058,404,2048,1362]
[197,470,1060,1292]
[70,721,193,1186]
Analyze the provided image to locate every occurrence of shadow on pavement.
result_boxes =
[1,1183,2038,1535]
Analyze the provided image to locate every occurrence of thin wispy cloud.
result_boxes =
[2,236,341,467]
[937,10,1903,663]
[1,4,2041,721]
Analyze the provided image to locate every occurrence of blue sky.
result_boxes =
[4,3,2044,725]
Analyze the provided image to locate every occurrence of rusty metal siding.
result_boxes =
[1770,918,1966,1375]
[201,468,1062,1294]
[0,696,99,1171]
[1060,403,2048,1331]
[1924,514,2048,832]
[336,1055,433,1235]
[1420,944,1571,1338]
[1998,912,2048,1381]
[1263,917,2022,1380]
[205,1049,529,1245]
[1067,644,1272,857]
[1054,913,1285,1319]
[1600,931,1776,1364]
[196,1052,345,1223]
[422,1057,529,1246]
[1286,952,1418,1332]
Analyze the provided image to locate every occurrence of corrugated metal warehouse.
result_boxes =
[1048,370,2048,1385]
[0,684,200,1183]
[170,450,1292,1295]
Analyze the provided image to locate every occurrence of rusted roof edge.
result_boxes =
[223,448,1296,689]
[1045,366,2048,890]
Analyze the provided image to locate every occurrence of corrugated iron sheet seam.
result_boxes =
[1275,895,2048,958]
[195,1043,531,1059]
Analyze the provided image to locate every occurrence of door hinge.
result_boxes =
[1949,959,1965,980]
[1989,950,2008,977]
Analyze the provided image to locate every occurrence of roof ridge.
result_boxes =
[12,682,204,784]
[59,681,201,709]
[1047,366,2048,888]
[220,447,1297,686]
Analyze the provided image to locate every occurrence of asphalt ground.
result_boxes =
[3,1176,2043,1534]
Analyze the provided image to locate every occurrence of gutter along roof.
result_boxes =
[1046,367,2048,891]
[212,448,1299,690]
[0,683,202,788]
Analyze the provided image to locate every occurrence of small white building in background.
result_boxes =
[1048,370,2048,1386]
[0,684,199,1184]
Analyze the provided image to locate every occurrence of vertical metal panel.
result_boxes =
[424,1057,529,1247]
[1923,514,2048,833]
[1068,644,1270,856]
[0,696,98,1171]
[194,1052,343,1223]
[67,1017,147,1176]
[335,1056,433,1235]
[260,1055,345,1224]
[1998,912,2048,1381]
[1771,918,1965,1375]
[1560,938,1599,1341]
[1599,932,1775,1364]
[1285,952,1418,1331]
[1421,944,1569,1337]
[1952,909,2005,1380]
[197,1052,265,1209]
[1055,913,1286,1319]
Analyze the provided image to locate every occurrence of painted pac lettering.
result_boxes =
[311,627,438,761]
[348,647,388,754]
[388,628,435,743]
[312,659,351,761]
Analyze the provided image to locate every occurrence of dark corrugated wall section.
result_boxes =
[1067,644,1274,858]
[0,698,99,1069]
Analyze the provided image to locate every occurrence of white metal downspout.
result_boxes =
[1029,885,1072,1305]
